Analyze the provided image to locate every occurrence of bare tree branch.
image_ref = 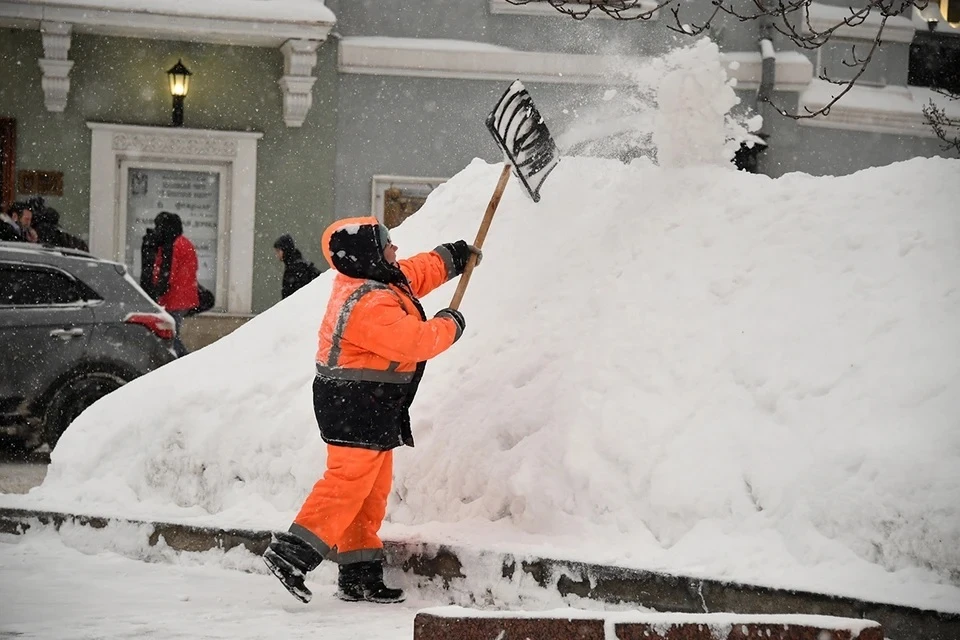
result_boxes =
[505,0,917,121]
[510,0,960,151]
[768,18,885,119]
[506,0,664,20]
[923,96,960,153]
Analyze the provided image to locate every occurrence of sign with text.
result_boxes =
[126,167,220,296]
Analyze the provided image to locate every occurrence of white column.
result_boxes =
[228,137,259,312]
[39,21,74,113]
[279,39,320,127]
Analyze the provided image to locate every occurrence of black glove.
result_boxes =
[441,240,483,275]
[435,308,466,341]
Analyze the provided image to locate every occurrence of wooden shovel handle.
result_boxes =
[449,163,512,311]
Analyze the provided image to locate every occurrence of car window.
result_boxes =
[0,263,86,306]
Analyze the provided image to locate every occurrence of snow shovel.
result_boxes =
[449,80,561,310]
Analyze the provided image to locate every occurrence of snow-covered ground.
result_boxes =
[0,524,642,639]
[0,526,886,640]
[1,41,958,632]
[0,527,423,640]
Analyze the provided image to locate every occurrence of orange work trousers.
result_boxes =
[290,444,393,564]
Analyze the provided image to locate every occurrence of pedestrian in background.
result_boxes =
[149,211,198,357]
[29,197,89,251]
[273,233,320,299]
[0,202,37,243]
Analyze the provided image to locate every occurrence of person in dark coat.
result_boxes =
[0,204,24,242]
[0,202,36,242]
[149,212,199,357]
[273,234,321,299]
[31,203,89,251]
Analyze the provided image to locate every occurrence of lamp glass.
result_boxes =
[170,75,189,97]
[167,60,192,97]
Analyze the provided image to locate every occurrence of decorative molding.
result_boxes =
[40,20,70,58]
[339,37,813,92]
[0,1,335,48]
[282,39,320,76]
[279,39,320,127]
[86,123,263,313]
[489,0,660,20]
[39,21,72,112]
[111,133,239,158]
[803,3,916,43]
[798,81,960,138]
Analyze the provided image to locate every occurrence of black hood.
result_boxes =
[154,211,183,243]
[322,217,405,286]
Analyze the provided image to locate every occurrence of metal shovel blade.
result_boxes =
[486,80,560,203]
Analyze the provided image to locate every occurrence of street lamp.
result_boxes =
[942,0,959,26]
[167,59,192,127]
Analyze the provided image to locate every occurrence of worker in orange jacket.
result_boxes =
[263,216,481,604]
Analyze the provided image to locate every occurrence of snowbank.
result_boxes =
[4,153,959,612]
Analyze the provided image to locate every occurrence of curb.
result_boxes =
[1,507,957,640]
[412,611,885,640]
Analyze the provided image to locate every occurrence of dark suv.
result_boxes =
[0,242,177,449]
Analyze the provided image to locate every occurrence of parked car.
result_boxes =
[0,242,178,450]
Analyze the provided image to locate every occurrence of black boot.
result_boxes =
[262,531,323,603]
[336,560,405,604]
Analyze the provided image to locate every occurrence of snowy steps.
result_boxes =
[1,506,957,640]
[412,610,883,640]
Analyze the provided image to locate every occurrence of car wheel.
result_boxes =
[43,371,128,448]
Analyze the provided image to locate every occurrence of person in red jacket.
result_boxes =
[150,211,198,357]
[262,216,481,605]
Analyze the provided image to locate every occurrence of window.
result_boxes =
[371,175,447,228]
[124,166,225,300]
[0,264,84,306]
[909,32,960,93]
[88,123,262,314]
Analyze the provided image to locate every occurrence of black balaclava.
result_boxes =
[327,222,406,287]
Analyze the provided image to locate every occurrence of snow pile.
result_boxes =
[4,153,958,612]
[2,39,959,613]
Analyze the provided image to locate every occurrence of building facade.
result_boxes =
[1,0,957,338]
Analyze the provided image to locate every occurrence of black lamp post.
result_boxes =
[167,59,192,127]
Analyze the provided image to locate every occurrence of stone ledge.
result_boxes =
[413,610,884,640]
[181,312,254,352]
[1,507,957,640]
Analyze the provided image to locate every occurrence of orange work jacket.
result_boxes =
[311,216,460,449]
